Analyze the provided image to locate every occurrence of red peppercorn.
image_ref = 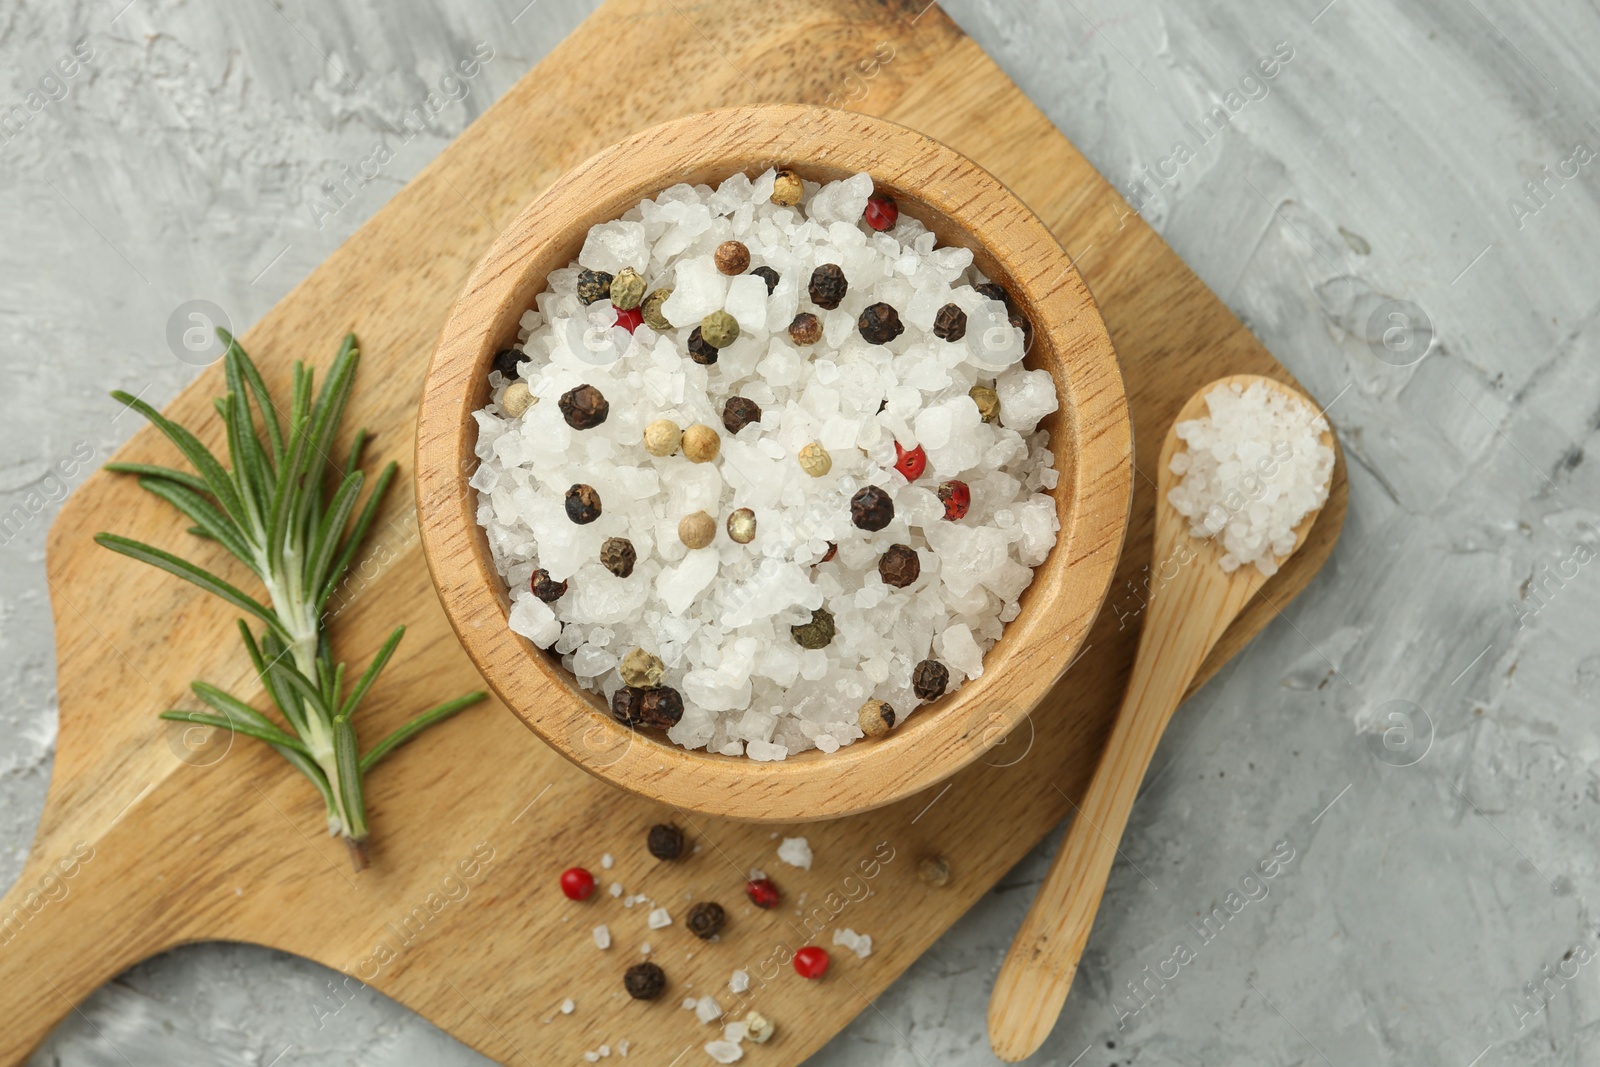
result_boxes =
[793,946,830,979]
[938,479,971,521]
[893,441,927,481]
[614,305,644,333]
[560,867,596,901]
[864,194,898,232]
[746,877,781,909]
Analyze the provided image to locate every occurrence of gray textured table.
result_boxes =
[4,1,1596,1064]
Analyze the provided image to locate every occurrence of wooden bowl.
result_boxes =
[415,105,1131,822]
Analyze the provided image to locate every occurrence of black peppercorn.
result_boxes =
[975,281,1011,308]
[491,347,529,379]
[687,326,719,365]
[933,303,968,342]
[624,961,666,1000]
[808,263,848,310]
[638,686,684,728]
[558,384,609,430]
[750,266,779,294]
[687,901,726,940]
[647,822,685,860]
[577,269,615,306]
[791,607,836,650]
[600,537,636,578]
[722,396,762,434]
[878,544,920,588]
[850,486,894,532]
[858,302,905,345]
[1010,310,1035,354]
[788,312,822,346]
[565,484,601,524]
[611,685,647,726]
[531,568,567,602]
[913,658,950,701]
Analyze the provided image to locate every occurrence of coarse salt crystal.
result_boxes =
[833,927,873,958]
[777,836,813,870]
[593,925,611,950]
[728,970,750,993]
[561,998,575,1015]
[648,907,672,929]
[695,995,723,1023]
[704,1040,744,1064]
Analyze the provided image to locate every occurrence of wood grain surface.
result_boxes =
[0,2,1345,1064]
[416,103,1132,822]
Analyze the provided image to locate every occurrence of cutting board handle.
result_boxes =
[0,798,188,1065]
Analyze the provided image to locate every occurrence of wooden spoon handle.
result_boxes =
[987,556,1254,1061]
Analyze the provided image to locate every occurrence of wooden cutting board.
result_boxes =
[0,1,1346,1064]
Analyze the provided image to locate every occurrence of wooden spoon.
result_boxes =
[986,374,1334,1062]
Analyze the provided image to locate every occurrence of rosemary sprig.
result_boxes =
[96,330,486,870]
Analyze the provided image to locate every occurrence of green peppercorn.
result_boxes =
[610,267,646,310]
[642,288,673,331]
[791,607,836,650]
[600,537,636,578]
[700,310,740,348]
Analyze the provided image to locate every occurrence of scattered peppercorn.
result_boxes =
[819,542,838,563]
[501,380,535,417]
[878,544,920,588]
[614,305,644,333]
[793,946,830,979]
[492,347,529,378]
[560,866,596,901]
[642,287,674,331]
[679,511,716,550]
[624,961,666,1000]
[917,856,952,887]
[644,418,681,457]
[620,648,665,688]
[809,263,848,310]
[750,265,779,294]
[745,877,781,909]
[611,685,647,726]
[600,537,637,578]
[864,193,899,232]
[792,607,836,650]
[682,423,720,463]
[913,658,950,701]
[788,311,823,346]
[858,698,896,737]
[609,266,646,309]
[531,568,567,602]
[687,327,719,365]
[714,240,751,275]
[771,169,804,206]
[975,281,1011,308]
[686,901,727,939]
[798,441,832,477]
[1010,310,1035,354]
[565,484,601,524]
[559,384,609,429]
[726,508,757,544]
[938,479,971,521]
[647,822,685,860]
[933,303,968,341]
[744,1011,775,1044]
[850,486,894,531]
[722,396,762,434]
[639,686,684,728]
[893,441,927,481]
[858,302,905,345]
[969,384,1001,423]
[700,310,740,348]
[577,269,614,305]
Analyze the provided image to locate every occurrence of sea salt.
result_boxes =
[833,927,873,958]
[475,169,1060,758]
[593,925,611,950]
[647,907,672,929]
[728,969,750,993]
[1166,381,1335,577]
[560,998,575,1015]
[704,1040,744,1064]
[695,995,723,1024]
[777,836,813,870]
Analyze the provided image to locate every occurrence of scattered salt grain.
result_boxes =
[705,1040,744,1064]
[695,995,723,1024]
[833,927,873,958]
[561,998,575,1015]
[777,836,813,870]
[683,997,700,1011]
[648,907,673,929]
[593,925,611,950]
[619,1040,630,1057]
[728,969,750,994]
[585,1052,600,1063]
[1166,380,1334,577]
[609,882,624,897]
[601,853,614,869]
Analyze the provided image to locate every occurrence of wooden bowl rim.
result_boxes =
[415,105,1132,822]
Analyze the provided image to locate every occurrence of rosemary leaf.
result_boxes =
[103,462,212,495]
[360,691,487,773]
[160,709,309,756]
[94,533,286,639]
